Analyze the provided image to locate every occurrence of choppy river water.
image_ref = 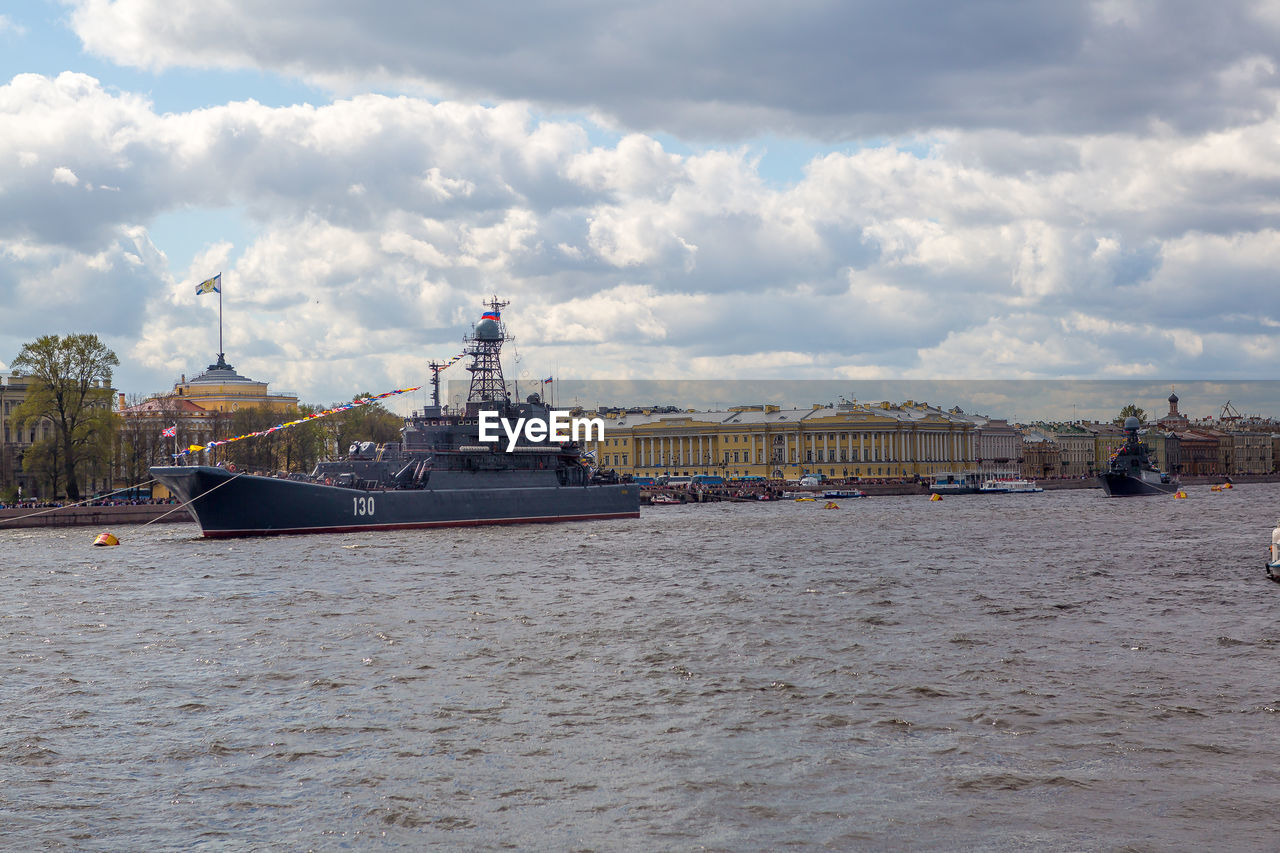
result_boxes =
[3,484,1279,851]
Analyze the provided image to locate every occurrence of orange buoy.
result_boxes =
[930,493,942,501]
[93,532,119,547]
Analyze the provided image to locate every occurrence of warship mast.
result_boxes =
[464,296,511,414]
[427,360,445,408]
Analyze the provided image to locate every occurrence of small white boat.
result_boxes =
[979,477,1043,494]
[649,493,682,505]
[1269,519,1280,583]
[930,472,980,495]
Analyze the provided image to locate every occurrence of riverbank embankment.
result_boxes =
[8,473,1278,523]
[641,472,1280,504]
[0,504,194,530]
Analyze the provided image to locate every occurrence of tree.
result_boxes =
[223,406,287,472]
[220,405,326,474]
[11,334,120,501]
[321,394,403,458]
[21,436,62,498]
[1114,404,1147,426]
[114,394,193,487]
[279,404,327,473]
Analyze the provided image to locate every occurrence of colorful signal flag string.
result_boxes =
[175,384,424,458]
[175,348,476,459]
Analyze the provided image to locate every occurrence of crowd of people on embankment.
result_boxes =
[639,474,1101,502]
[0,497,177,510]
[0,499,68,510]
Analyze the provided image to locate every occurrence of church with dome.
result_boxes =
[1156,390,1190,431]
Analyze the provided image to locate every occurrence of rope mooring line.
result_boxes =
[140,472,245,527]
[0,478,161,527]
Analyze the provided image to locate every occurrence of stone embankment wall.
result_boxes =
[0,504,195,530]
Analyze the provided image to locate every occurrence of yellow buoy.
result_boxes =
[93,532,119,547]
[823,501,840,509]
[1210,485,1221,492]
[1223,482,1233,489]
[930,493,942,501]
[795,497,815,502]
[1174,490,1187,499]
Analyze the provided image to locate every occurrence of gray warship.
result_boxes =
[1098,416,1180,497]
[150,298,639,537]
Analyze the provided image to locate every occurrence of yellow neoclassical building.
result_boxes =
[171,354,298,414]
[585,401,977,481]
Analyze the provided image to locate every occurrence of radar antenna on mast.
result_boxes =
[464,295,513,413]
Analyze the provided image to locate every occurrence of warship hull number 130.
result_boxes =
[151,298,639,537]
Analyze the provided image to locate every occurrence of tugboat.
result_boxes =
[150,298,639,537]
[1098,417,1180,497]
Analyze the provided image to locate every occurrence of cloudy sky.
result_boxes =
[3,0,1280,418]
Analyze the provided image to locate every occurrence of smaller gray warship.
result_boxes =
[1098,417,1180,497]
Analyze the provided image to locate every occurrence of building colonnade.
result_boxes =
[592,421,978,480]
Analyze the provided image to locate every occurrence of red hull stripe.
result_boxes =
[199,510,640,538]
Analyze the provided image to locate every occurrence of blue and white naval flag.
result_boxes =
[195,273,221,295]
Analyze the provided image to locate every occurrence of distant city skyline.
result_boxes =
[4,2,1280,404]
[447,380,1280,426]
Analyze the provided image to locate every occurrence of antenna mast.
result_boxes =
[427,360,445,407]
[464,295,513,413]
